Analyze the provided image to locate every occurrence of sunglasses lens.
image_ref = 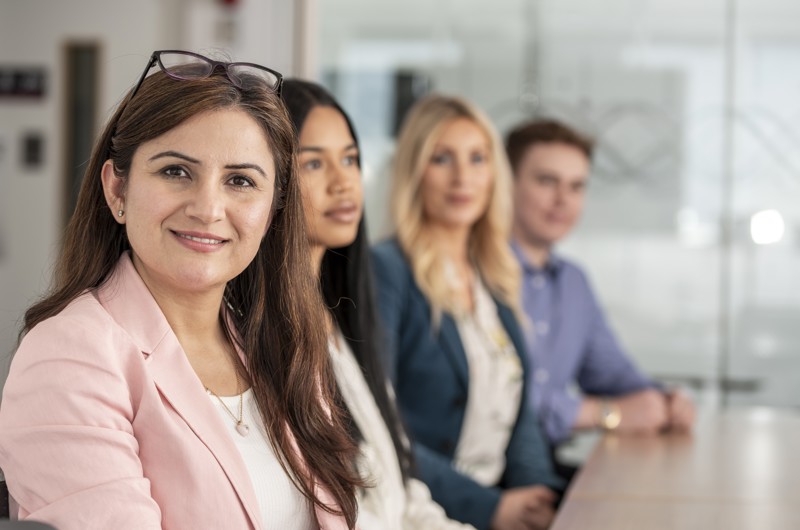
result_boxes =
[158,52,214,80]
[227,64,281,91]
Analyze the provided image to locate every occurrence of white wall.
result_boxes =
[0,0,300,394]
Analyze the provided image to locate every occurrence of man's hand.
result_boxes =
[613,389,669,434]
[580,388,695,435]
[490,485,557,530]
[665,389,695,432]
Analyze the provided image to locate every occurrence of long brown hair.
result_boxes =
[282,78,414,482]
[22,67,361,526]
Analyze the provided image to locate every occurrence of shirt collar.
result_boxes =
[511,239,564,277]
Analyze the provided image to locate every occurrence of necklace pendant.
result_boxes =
[236,421,250,437]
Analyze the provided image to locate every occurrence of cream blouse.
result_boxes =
[209,389,318,530]
[328,329,475,530]
[453,276,524,486]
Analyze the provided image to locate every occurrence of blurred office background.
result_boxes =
[1,0,799,413]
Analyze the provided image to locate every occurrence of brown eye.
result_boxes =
[431,153,452,165]
[162,165,190,179]
[302,159,323,171]
[229,175,255,188]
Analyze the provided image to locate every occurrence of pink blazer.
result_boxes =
[0,254,351,530]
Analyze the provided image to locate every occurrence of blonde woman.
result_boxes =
[371,95,563,530]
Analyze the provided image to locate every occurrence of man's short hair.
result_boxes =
[505,119,594,175]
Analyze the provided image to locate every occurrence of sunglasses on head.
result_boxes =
[127,50,284,104]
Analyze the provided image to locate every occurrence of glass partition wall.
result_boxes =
[316,0,800,411]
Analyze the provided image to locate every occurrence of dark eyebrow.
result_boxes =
[225,163,267,178]
[299,146,323,153]
[299,143,358,153]
[148,151,201,164]
[148,151,266,178]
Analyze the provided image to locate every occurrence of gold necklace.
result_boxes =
[206,370,250,437]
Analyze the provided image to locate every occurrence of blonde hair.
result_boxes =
[391,94,521,321]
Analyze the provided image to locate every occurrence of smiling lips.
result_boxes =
[172,230,228,252]
[445,193,474,206]
[543,211,571,225]
[325,202,359,223]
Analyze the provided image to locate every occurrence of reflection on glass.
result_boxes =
[318,0,800,409]
[750,209,784,245]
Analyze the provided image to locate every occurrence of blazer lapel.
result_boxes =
[147,335,264,529]
[496,303,529,372]
[98,254,263,530]
[437,314,470,391]
[437,302,525,391]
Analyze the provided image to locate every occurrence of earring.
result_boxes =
[117,209,124,217]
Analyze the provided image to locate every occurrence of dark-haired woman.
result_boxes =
[283,79,473,530]
[0,51,360,529]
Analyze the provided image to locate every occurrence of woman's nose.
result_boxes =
[329,167,356,194]
[185,182,225,223]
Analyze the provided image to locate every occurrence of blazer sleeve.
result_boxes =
[0,308,162,529]
[414,443,501,530]
[413,359,563,530]
[403,477,477,530]
[369,241,407,385]
[370,243,501,530]
[501,400,564,492]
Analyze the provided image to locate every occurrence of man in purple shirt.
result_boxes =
[504,119,694,473]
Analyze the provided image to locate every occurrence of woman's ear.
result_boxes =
[100,160,126,224]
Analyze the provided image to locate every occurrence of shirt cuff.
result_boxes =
[542,392,581,444]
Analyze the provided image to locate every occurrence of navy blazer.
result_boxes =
[371,239,563,530]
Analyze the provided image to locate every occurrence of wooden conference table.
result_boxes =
[551,408,800,529]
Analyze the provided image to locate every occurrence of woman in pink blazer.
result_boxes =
[0,50,361,530]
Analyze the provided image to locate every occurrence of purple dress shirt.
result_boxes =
[512,241,656,444]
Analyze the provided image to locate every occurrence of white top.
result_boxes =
[328,330,475,530]
[453,276,524,486]
[209,388,318,530]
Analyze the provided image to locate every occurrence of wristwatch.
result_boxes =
[599,399,622,431]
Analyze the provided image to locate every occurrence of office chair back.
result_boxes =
[0,520,56,530]
[0,481,7,519]
[0,481,57,528]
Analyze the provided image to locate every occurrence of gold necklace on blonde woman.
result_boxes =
[206,370,250,437]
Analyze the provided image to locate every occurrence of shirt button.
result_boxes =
[535,369,550,384]
[536,321,550,335]
[531,275,546,289]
